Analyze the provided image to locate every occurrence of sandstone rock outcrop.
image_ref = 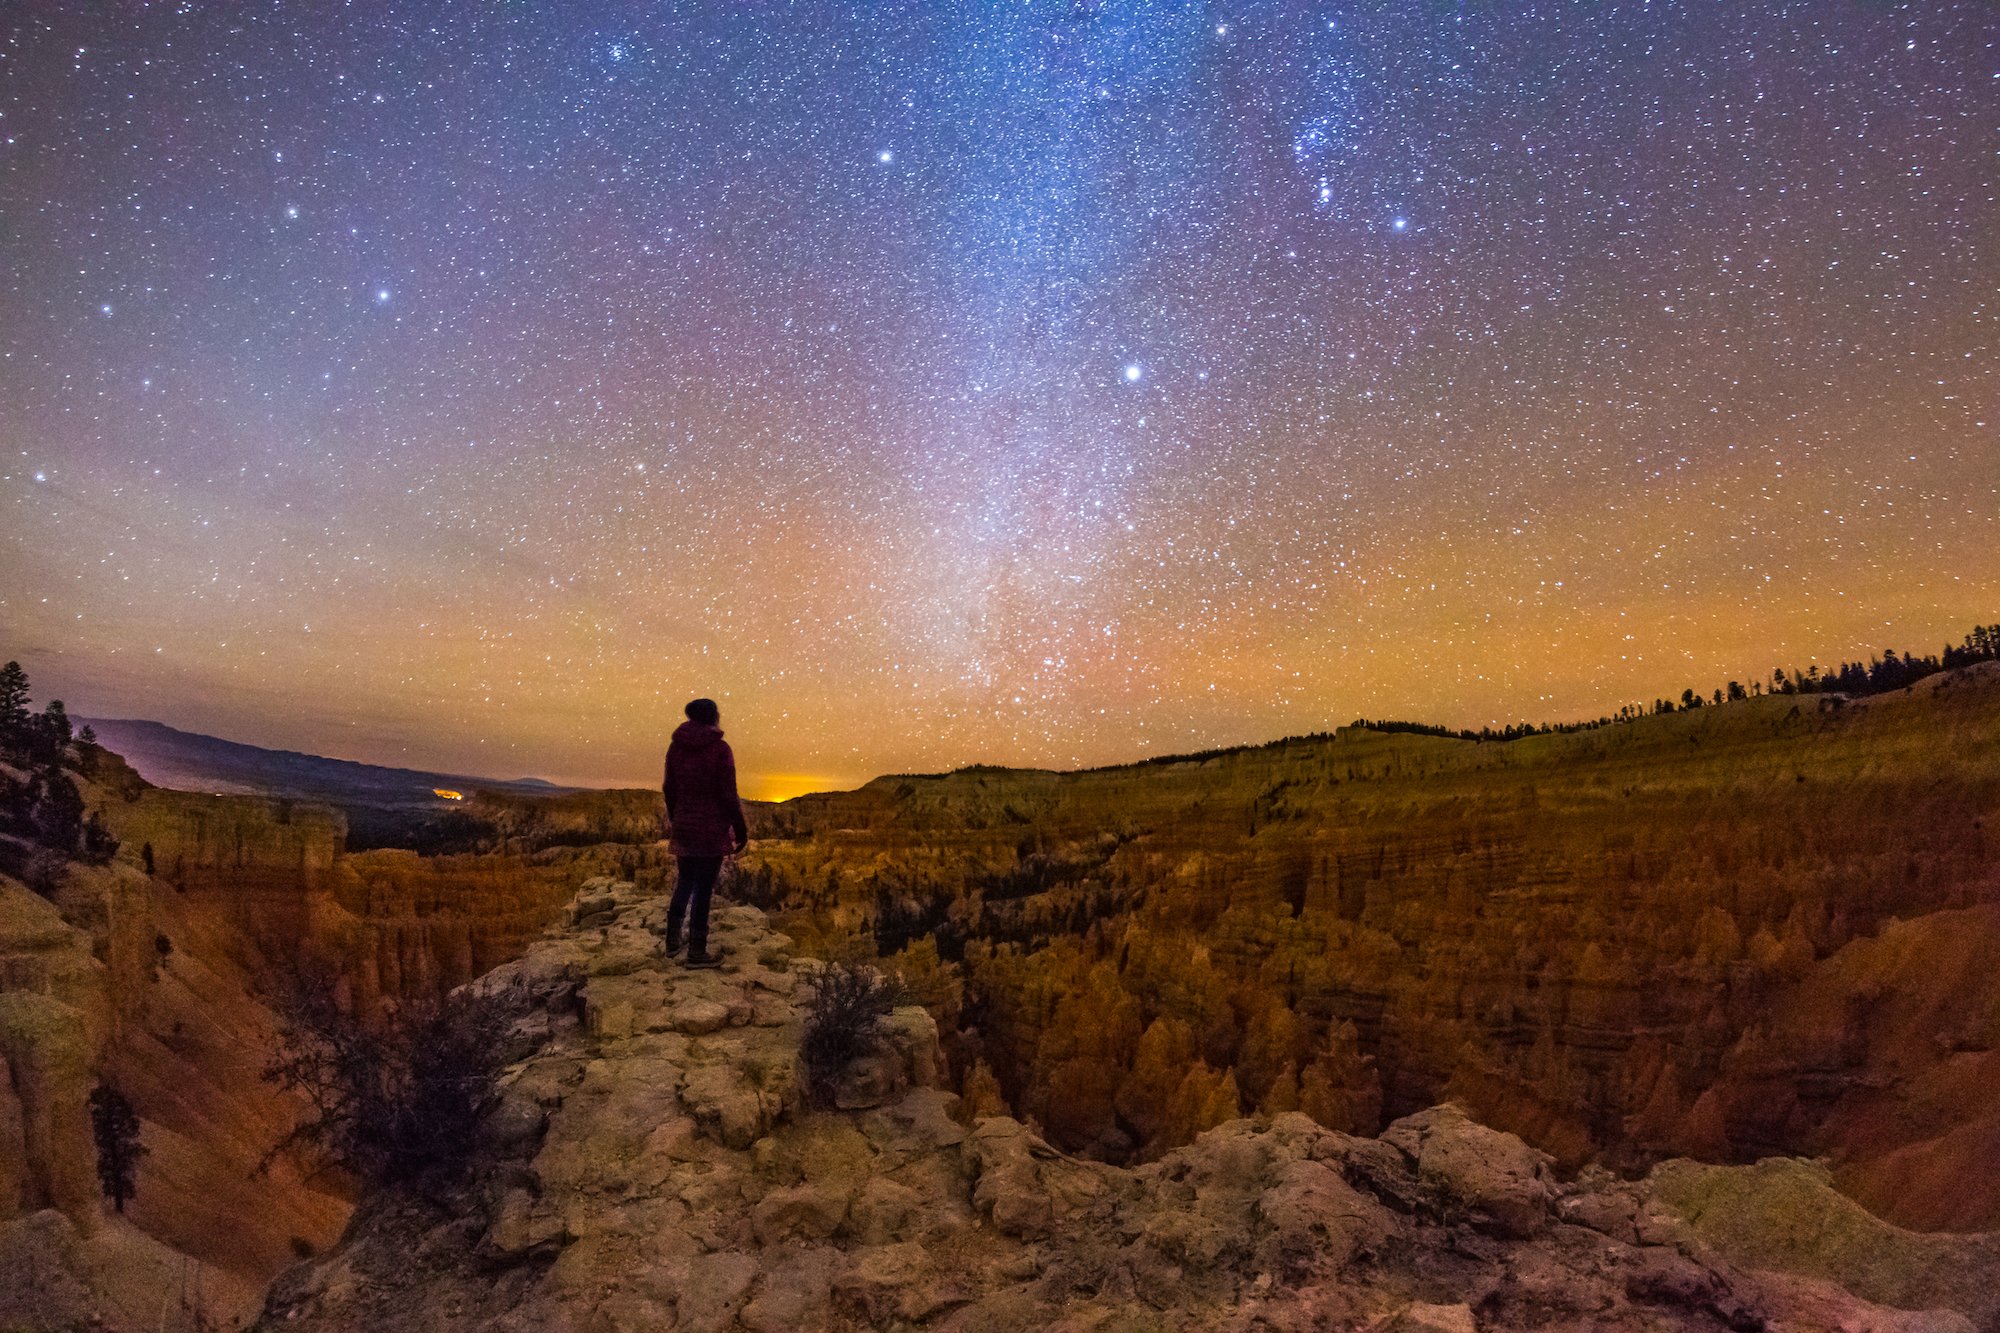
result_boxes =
[260,881,1997,1332]
[0,853,351,1329]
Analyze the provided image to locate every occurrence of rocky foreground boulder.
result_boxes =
[260,879,1997,1332]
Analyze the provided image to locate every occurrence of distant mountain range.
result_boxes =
[82,717,579,807]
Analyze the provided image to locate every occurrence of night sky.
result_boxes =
[2,3,1994,797]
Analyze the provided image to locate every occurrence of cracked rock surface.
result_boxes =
[258,880,1996,1332]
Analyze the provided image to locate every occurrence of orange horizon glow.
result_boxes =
[4,5,1993,795]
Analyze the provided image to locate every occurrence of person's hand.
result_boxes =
[734,831,751,854]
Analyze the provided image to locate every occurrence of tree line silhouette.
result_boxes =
[0,659,120,888]
[1353,622,2000,743]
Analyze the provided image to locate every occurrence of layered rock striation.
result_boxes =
[0,768,658,1328]
[0,853,349,1329]
[98,784,647,1010]
[261,880,1998,1333]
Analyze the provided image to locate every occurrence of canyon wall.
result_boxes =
[0,771,649,1327]
[100,785,654,1011]
[0,847,349,1327]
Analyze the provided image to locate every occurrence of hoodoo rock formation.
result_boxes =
[260,879,1997,1332]
[5,665,1997,1327]
[741,665,2000,1230]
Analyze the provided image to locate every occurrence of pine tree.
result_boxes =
[23,698,72,766]
[81,810,120,865]
[0,661,27,743]
[89,1084,146,1214]
[28,770,86,854]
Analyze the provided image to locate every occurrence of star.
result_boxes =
[0,0,1987,788]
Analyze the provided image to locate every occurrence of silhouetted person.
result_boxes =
[662,697,748,967]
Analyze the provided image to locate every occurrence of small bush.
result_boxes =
[26,770,84,853]
[0,843,71,898]
[90,1083,146,1213]
[799,962,910,1106]
[263,969,523,1187]
[79,810,119,865]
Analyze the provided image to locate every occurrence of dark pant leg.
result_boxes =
[668,860,692,932]
[677,856,723,952]
[667,859,695,940]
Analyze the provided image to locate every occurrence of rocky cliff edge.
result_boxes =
[259,879,1998,1333]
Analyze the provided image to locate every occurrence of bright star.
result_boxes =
[1393,217,1409,231]
[877,149,894,164]
[285,205,299,220]
[375,289,391,303]
[1124,364,1143,382]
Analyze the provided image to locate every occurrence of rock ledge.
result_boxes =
[259,880,1996,1332]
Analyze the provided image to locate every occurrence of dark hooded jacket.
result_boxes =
[663,720,748,857]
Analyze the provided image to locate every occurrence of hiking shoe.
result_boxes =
[683,949,721,969]
[662,932,683,957]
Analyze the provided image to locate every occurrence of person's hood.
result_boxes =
[672,720,726,748]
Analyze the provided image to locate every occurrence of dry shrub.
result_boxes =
[264,968,524,1186]
[799,962,910,1106]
